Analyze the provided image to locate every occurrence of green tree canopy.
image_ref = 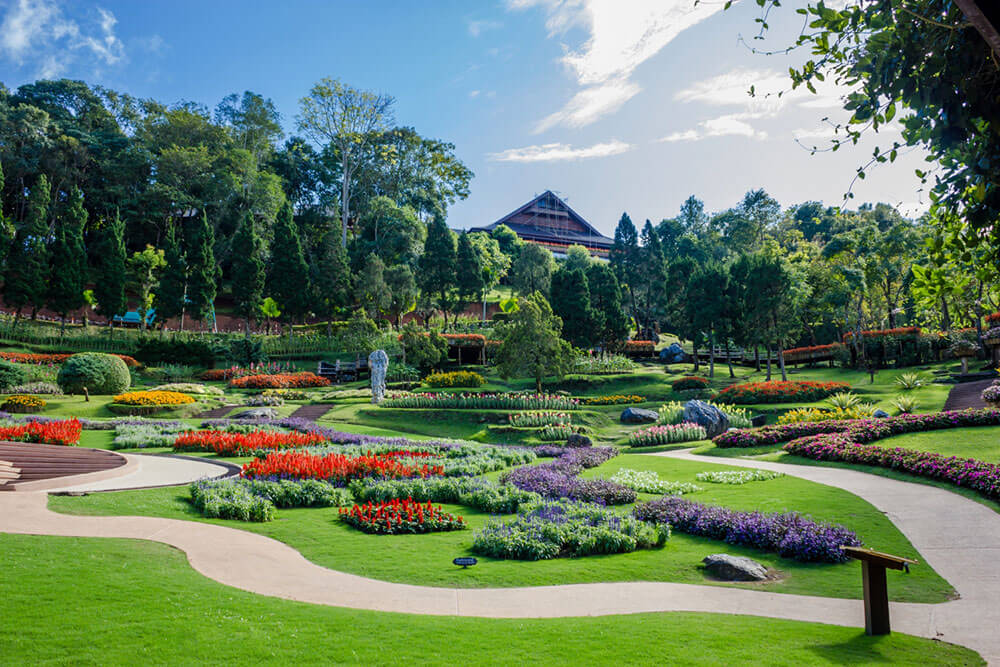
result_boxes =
[494,292,572,392]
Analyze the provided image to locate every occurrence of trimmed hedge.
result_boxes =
[0,359,27,390]
[56,353,131,395]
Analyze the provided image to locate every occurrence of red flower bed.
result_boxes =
[842,326,921,342]
[782,343,842,360]
[0,352,138,367]
[241,450,444,483]
[339,498,466,534]
[200,369,231,381]
[443,333,486,347]
[624,340,655,353]
[0,419,82,446]
[173,430,327,456]
[228,372,330,389]
[716,380,850,404]
[672,376,709,391]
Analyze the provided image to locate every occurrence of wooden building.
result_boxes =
[471,190,613,258]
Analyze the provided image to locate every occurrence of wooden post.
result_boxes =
[841,546,917,636]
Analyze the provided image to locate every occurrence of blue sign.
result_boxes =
[453,557,478,568]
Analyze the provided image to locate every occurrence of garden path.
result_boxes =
[44,453,236,493]
[1,452,998,663]
[288,404,335,421]
[193,405,239,418]
[943,379,993,411]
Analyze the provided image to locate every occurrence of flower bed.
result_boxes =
[508,411,571,428]
[842,326,921,342]
[983,385,1000,404]
[623,340,655,355]
[382,392,579,410]
[0,418,81,445]
[340,498,466,534]
[151,383,225,396]
[244,394,283,407]
[422,370,486,388]
[1,394,46,413]
[501,446,633,504]
[112,422,188,449]
[113,390,195,406]
[609,468,702,495]
[229,372,330,389]
[352,477,540,514]
[201,362,299,382]
[634,496,861,563]
[782,343,843,363]
[173,430,326,456]
[695,470,784,484]
[0,352,139,367]
[658,401,752,429]
[242,450,444,484]
[672,376,709,392]
[262,388,309,400]
[190,478,353,522]
[716,381,850,404]
[582,394,644,405]
[472,499,669,560]
[629,423,707,447]
[778,406,875,425]
[572,353,636,374]
[538,424,585,441]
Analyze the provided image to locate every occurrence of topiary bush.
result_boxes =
[0,360,27,390]
[57,353,131,395]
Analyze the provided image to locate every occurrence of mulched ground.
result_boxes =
[943,379,994,411]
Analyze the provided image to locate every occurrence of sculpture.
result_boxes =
[369,349,389,404]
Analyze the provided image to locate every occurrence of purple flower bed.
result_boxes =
[501,446,635,505]
[633,496,862,563]
[713,408,1000,449]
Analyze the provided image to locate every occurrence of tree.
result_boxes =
[0,162,14,273]
[510,243,554,297]
[215,91,283,163]
[491,224,522,264]
[5,175,50,319]
[230,211,265,335]
[400,320,448,370]
[635,220,668,339]
[126,246,166,332]
[454,231,484,320]
[92,210,127,330]
[586,263,629,348]
[311,227,352,336]
[340,309,379,360]
[468,231,510,320]
[353,195,425,267]
[359,253,391,321]
[564,244,592,274]
[609,212,640,318]
[297,78,395,247]
[155,222,187,330]
[385,263,417,328]
[47,185,87,331]
[418,215,457,322]
[494,292,572,393]
[186,212,218,326]
[685,262,729,378]
[267,202,312,330]
[550,267,596,349]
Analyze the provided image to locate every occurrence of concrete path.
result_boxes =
[2,449,999,662]
[44,453,236,493]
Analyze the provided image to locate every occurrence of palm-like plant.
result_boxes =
[894,372,925,391]
[826,392,862,410]
[890,395,919,414]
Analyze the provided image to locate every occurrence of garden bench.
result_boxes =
[317,359,370,383]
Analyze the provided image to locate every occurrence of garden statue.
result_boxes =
[369,349,389,404]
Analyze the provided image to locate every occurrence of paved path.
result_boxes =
[288,403,335,421]
[194,405,238,419]
[943,379,993,411]
[44,453,236,493]
[2,449,999,662]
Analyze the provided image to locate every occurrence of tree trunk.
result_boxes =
[754,345,761,372]
[341,176,350,248]
[778,343,788,381]
[725,339,735,378]
[708,329,715,378]
[245,318,251,339]
[691,343,700,372]
[765,343,773,381]
[535,374,542,394]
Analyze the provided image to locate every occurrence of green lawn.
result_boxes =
[49,452,953,603]
[0,534,980,666]
[876,426,1000,463]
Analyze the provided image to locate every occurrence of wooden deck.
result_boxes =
[0,442,126,491]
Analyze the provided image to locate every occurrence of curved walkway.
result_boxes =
[943,378,993,411]
[44,453,236,493]
[1,451,999,663]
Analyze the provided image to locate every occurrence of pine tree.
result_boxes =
[359,253,390,321]
[637,220,668,339]
[0,162,14,272]
[267,202,311,330]
[609,211,639,322]
[550,267,596,349]
[155,223,188,330]
[230,211,265,335]
[93,210,128,329]
[311,226,352,337]
[455,231,484,318]
[418,215,457,321]
[5,175,51,319]
[586,263,629,348]
[47,186,88,330]
[385,263,417,328]
[186,212,218,326]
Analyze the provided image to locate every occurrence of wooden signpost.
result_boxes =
[841,546,917,636]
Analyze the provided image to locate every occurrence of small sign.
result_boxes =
[453,557,478,568]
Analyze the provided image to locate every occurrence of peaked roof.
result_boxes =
[483,190,610,241]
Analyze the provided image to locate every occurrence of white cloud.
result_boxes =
[658,113,768,143]
[510,0,728,130]
[489,139,632,162]
[469,90,481,98]
[468,19,503,37]
[0,0,125,76]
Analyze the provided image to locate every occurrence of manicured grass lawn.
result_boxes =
[876,426,1000,463]
[49,452,952,603]
[0,534,980,666]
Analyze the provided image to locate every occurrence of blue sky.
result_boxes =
[0,0,928,236]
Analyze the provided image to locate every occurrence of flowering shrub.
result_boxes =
[242,450,444,484]
[473,499,669,560]
[842,326,921,342]
[383,392,578,410]
[229,372,330,389]
[151,383,225,396]
[0,351,138,367]
[340,498,466,534]
[659,401,752,429]
[573,353,636,374]
[508,411,571,427]
[6,382,62,395]
[582,394,645,405]
[0,418,81,445]
[352,476,540,514]
[609,468,702,495]
[422,370,486,388]
[782,343,843,362]
[716,380,850,404]
[441,333,486,347]
[538,424,585,441]
[983,385,1000,404]
[173,430,326,456]
[778,406,875,425]
[113,390,195,406]
[189,478,352,522]
[695,470,784,484]
[1,394,46,413]
[634,496,861,563]
[202,362,299,381]
[629,423,707,447]
[672,376,709,391]
[623,340,655,354]
[501,447,633,504]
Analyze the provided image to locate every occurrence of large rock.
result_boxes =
[872,409,890,419]
[659,342,688,364]
[565,433,593,448]
[231,407,280,420]
[620,407,659,424]
[683,399,730,438]
[702,554,768,581]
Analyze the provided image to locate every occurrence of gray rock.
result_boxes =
[702,554,768,581]
[659,342,688,364]
[683,399,730,438]
[872,409,890,419]
[620,407,659,424]
[565,433,592,448]
[231,407,280,420]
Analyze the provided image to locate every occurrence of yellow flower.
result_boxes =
[113,391,195,406]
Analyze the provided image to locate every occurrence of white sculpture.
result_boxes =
[369,349,389,404]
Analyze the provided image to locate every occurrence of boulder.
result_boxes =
[659,342,688,364]
[231,407,280,420]
[682,399,730,438]
[702,554,768,581]
[565,433,593,448]
[872,409,890,419]
[620,407,659,424]
[750,414,768,428]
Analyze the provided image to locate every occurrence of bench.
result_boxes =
[317,359,370,384]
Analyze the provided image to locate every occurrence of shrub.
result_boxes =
[628,423,707,447]
[189,478,353,522]
[826,392,863,409]
[383,392,578,410]
[672,376,709,391]
[890,395,919,414]
[422,370,486,388]
[778,406,875,425]
[244,394,283,407]
[150,383,225,396]
[573,353,636,374]
[695,470,784,484]
[716,380,850,404]
[229,372,330,389]
[582,394,645,405]
[57,353,131,395]
[983,385,1000,404]
[351,477,539,514]
[6,382,62,395]
[0,360,27,390]
[895,372,925,391]
[2,394,46,413]
[262,388,308,400]
[134,337,215,367]
[113,390,195,406]
[507,412,571,427]
[609,468,702,495]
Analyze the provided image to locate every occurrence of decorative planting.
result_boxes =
[352,476,540,513]
[507,412,572,428]
[1,394,46,413]
[112,390,195,406]
[628,423,707,447]
[173,430,326,456]
[422,370,486,388]
[582,394,645,405]
[538,424,585,441]
[189,478,353,522]
[695,470,785,484]
[340,498,466,534]
[572,353,636,374]
[229,372,330,389]
[241,450,444,484]
[609,468,703,495]
[501,446,633,505]
[778,406,875,425]
[672,376,710,392]
[382,392,579,410]
[0,418,82,445]
[716,381,851,404]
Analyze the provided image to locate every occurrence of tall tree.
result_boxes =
[418,215,457,322]
[267,202,312,330]
[92,210,128,330]
[385,263,417,328]
[494,292,573,393]
[297,78,395,247]
[359,253,391,321]
[230,211,265,335]
[5,175,50,319]
[468,232,510,321]
[636,220,668,339]
[155,223,187,330]
[454,231,484,321]
[311,227,352,336]
[550,266,596,349]
[685,262,730,378]
[587,263,629,349]
[185,212,218,327]
[609,212,640,318]
[510,242,554,298]
[47,185,87,330]
[0,162,13,272]
[564,244,592,274]
[126,245,166,331]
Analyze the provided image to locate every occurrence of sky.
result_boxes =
[0,0,929,237]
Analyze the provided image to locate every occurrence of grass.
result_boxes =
[875,426,1000,463]
[1,535,980,666]
[49,452,953,603]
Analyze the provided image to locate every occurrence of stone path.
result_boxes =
[2,448,999,662]
[288,403,336,421]
[943,378,993,411]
